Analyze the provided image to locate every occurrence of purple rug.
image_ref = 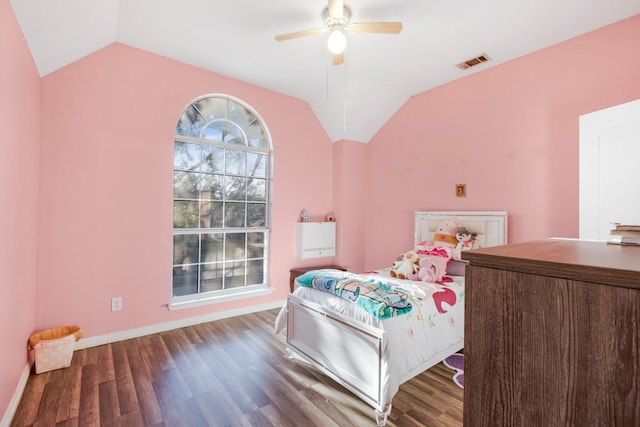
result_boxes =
[443,353,464,388]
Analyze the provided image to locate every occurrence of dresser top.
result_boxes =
[462,238,640,288]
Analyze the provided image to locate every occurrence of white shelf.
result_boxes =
[297,222,336,259]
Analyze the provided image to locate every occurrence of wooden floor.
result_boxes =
[11,308,463,426]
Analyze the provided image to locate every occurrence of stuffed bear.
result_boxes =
[433,221,460,249]
[389,250,420,280]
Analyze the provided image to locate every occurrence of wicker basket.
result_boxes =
[28,326,83,374]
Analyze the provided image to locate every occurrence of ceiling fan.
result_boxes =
[275,0,403,65]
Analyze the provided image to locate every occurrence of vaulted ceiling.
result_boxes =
[10,0,640,142]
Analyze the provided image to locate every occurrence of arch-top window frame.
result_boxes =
[170,94,273,310]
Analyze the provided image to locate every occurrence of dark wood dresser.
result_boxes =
[462,239,640,426]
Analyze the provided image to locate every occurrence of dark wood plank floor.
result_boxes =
[11,308,463,426]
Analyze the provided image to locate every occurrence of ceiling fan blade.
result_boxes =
[275,28,325,42]
[351,22,403,34]
[328,0,343,19]
[332,52,344,66]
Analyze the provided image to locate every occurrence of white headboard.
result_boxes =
[414,211,508,249]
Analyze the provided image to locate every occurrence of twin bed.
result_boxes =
[275,211,507,425]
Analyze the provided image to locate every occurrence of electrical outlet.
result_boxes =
[111,297,122,312]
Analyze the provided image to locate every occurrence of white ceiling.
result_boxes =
[10,0,640,143]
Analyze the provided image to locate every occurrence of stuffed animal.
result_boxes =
[416,254,450,283]
[389,250,420,280]
[433,221,460,249]
[453,226,478,260]
[417,257,438,282]
[456,226,477,249]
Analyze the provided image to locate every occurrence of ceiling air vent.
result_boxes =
[456,53,491,70]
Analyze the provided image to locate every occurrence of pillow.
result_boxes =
[446,259,467,276]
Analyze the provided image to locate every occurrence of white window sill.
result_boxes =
[168,286,274,311]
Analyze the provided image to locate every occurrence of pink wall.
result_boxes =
[360,14,640,270]
[36,43,334,337]
[3,6,640,422]
[0,0,40,419]
[333,140,368,272]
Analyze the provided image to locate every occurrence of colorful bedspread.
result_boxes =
[295,269,412,319]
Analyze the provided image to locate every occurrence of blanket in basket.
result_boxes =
[295,269,412,319]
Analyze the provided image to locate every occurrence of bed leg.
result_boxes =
[375,405,391,426]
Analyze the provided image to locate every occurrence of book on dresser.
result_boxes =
[611,223,640,232]
[609,223,640,246]
[621,236,640,244]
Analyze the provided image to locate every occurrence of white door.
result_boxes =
[579,99,640,240]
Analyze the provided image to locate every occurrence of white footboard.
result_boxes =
[286,294,387,412]
[284,292,463,426]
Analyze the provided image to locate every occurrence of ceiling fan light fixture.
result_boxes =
[327,29,347,54]
[274,2,401,66]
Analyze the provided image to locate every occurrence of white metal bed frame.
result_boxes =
[285,211,507,425]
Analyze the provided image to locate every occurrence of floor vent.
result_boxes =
[456,53,491,70]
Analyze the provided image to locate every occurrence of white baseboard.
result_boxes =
[75,299,285,349]
[1,362,32,427]
[2,300,286,425]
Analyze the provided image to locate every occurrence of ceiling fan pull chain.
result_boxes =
[343,59,347,133]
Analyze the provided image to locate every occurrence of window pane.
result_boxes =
[225,261,246,288]
[247,178,266,202]
[225,149,246,176]
[247,153,266,177]
[200,263,223,292]
[194,97,227,121]
[201,233,223,263]
[247,232,264,258]
[246,259,264,285]
[202,121,244,145]
[174,171,200,199]
[200,202,223,228]
[174,201,199,228]
[247,203,266,227]
[174,142,201,171]
[173,234,200,265]
[225,176,246,201]
[228,100,254,130]
[201,145,224,174]
[173,265,198,296]
[225,232,246,260]
[225,203,246,228]
[245,122,268,149]
[176,105,206,137]
[200,174,223,200]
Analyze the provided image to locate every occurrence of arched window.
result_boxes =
[171,95,272,309]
